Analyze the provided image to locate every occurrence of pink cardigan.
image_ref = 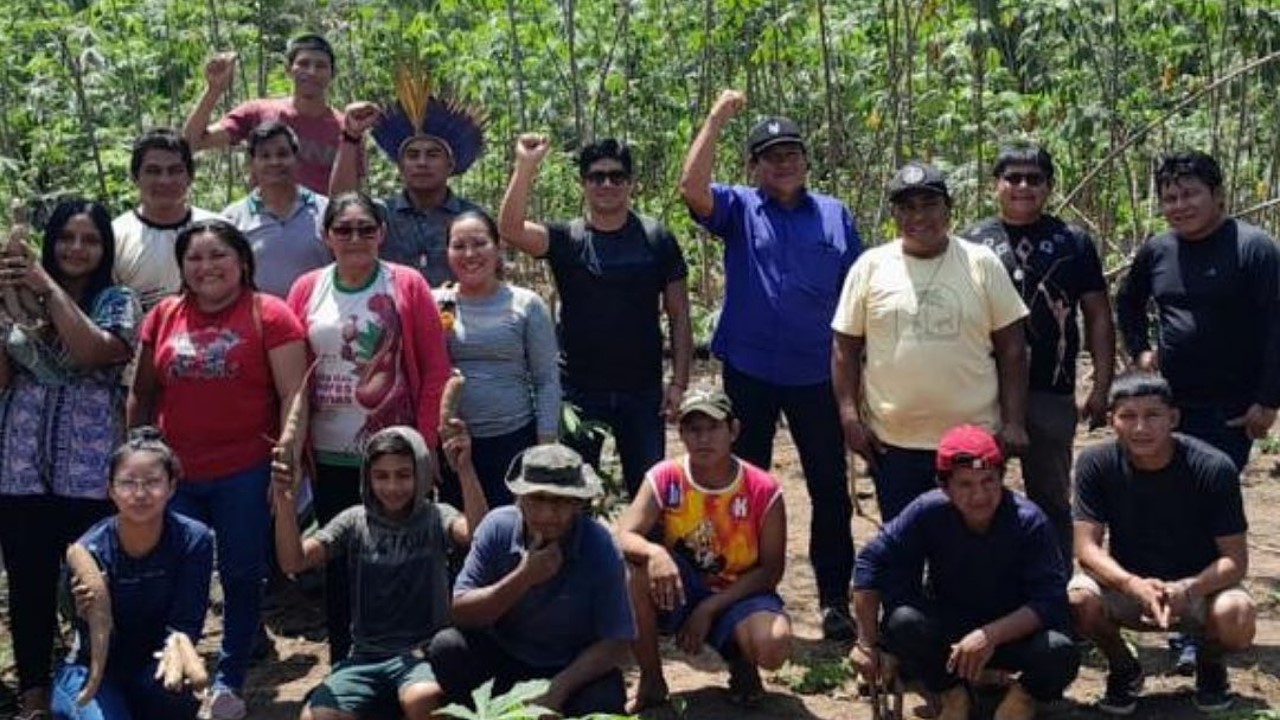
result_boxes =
[287,262,451,447]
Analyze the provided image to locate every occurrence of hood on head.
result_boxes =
[360,425,435,520]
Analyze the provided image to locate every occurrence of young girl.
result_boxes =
[52,428,214,720]
[273,423,486,720]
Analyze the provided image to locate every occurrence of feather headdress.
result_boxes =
[371,63,487,176]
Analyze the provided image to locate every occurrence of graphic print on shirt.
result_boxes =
[983,231,1073,387]
[166,328,244,379]
[314,292,412,449]
[656,464,765,591]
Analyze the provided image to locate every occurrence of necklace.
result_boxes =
[904,243,949,315]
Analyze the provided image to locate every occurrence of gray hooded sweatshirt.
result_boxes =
[313,426,460,660]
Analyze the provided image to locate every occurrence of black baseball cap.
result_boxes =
[747,117,805,157]
[887,161,950,203]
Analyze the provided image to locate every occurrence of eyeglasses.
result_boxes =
[1001,172,1047,188]
[583,170,631,187]
[329,224,380,241]
[112,476,169,495]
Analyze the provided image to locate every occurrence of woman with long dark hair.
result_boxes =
[128,218,308,720]
[0,199,140,719]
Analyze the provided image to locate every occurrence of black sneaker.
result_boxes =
[1194,660,1232,712]
[1098,662,1144,716]
[820,605,856,643]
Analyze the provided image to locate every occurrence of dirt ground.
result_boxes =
[5,400,1280,718]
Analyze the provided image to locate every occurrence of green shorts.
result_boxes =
[307,653,437,715]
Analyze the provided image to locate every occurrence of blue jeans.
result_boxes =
[169,463,271,691]
[563,383,665,497]
[51,662,198,720]
[722,363,853,609]
[871,445,938,523]
[1178,405,1252,473]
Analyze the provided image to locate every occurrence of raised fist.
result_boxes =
[711,89,747,120]
[204,52,237,93]
[515,133,551,165]
[343,102,382,136]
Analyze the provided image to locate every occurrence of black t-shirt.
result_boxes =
[1073,434,1246,580]
[1116,218,1280,410]
[962,216,1106,394]
[543,213,687,391]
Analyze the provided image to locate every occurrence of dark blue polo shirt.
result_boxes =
[695,184,861,386]
[854,489,1069,638]
[454,505,636,668]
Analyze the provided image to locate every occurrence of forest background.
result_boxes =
[5,0,1280,337]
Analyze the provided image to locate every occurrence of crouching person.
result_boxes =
[273,425,487,720]
[617,386,791,710]
[851,425,1078,720]
[429,444,634,716]
[53,429,214,720]
[1071,373,1256,715]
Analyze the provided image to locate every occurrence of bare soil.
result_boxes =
[5,402,1280,719]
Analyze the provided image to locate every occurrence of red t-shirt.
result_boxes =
[221,97,363,195]
[141,291,305,480]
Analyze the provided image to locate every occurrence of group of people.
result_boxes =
[0,29,1273,720]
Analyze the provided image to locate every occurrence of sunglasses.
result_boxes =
[1001,172,1048,188]
[329,223,380,240]
[583,170,631,186]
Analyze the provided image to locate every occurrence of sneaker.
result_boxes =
[209,688,247,720]
[1194,660,1233,712]
[1170,633,1198,676]
[820,605,856,643]
[1098,663,1144,716]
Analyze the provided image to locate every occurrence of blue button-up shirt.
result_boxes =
[454,505,636,668]
[223,188,331,298]
[696,184,861,386]
[379,190,488,288]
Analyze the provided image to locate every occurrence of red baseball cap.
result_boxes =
[936,424,1004,472]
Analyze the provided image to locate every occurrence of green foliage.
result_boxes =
[436,679,554,720]
[3,0,1280,294]
[773,657,856,695]
[435,678,638,720]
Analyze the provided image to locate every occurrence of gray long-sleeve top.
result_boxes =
[434,283,561,439]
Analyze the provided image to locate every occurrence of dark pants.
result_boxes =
[428,628,625,716]
[438,422,536,509]
[722,363,853,609]
[1023,392,1077,564]
[1179,405,1252,473]
[881,605,1079,701]
[870,445,937,524]
[0,494,112,694]
[313,463,364,663]
[563,383,665,498]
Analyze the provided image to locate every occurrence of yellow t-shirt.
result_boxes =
[831,236,1028,449]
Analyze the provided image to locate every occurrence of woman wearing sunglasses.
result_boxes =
[285,191,451,662]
